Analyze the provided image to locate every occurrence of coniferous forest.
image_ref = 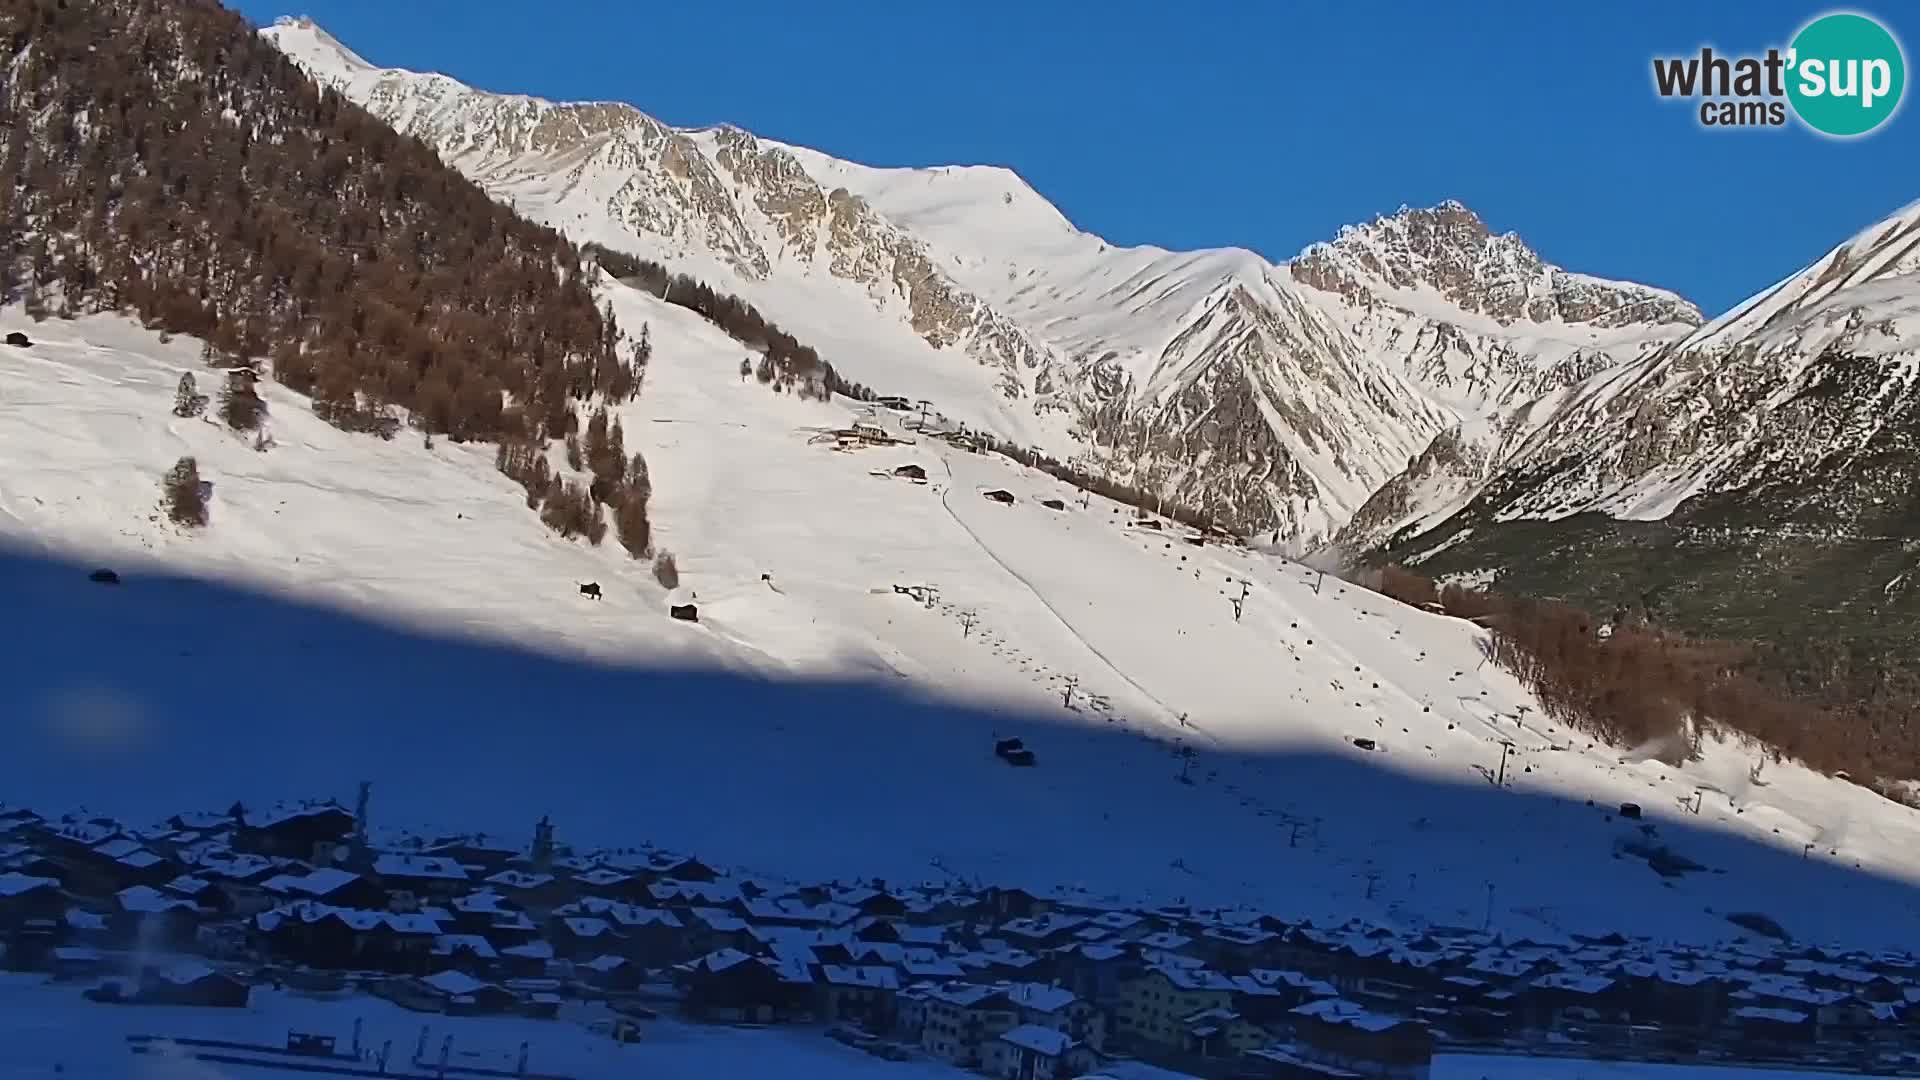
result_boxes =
[0,0,650,546]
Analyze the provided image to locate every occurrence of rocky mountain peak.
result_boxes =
[267,16,374,73]
[1293,201,1703,331]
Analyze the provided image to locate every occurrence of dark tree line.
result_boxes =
[587,245,873,402]
[969,433,1226,535]
[1366,564,1920,797]
[3,0,649,545]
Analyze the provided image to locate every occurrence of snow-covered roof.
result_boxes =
[374,853,469,880]
[243,802,352,829]
[255,901,440,936]
[420,969,491,996]
[91,836,147,860]
[486,869,555,890]
[560,916,613,938]
[1534,971,1616,995]
[902,956,968,978]
[688,947,756,974]
[1005,981,1077,1013]
[263,867,365,898]
[1144,963,1235,992]
[1732,1005,1810,1024]
[819,964,900,990]
[432,934,499,958]
[999,1023,1075,1056]
[1292,997,1413,1033]
[0,872,59,897]
[117,885,196,914]
[148,961,221,985]
[925,982,1009,1008]
[562,897,684,928]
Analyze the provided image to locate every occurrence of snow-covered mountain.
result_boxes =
[1355,197,1920,554]
[258,17,1699,550]
[9,295,1920,953]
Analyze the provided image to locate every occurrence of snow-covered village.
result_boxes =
[2,795,1918,1080]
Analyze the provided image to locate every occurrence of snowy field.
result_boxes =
[1435,1055,1876,1080]
[0,974,953,1079]
[6,295,1920,949]
[0,976,1877,1080]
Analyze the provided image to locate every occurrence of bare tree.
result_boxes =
[652,550,680,590]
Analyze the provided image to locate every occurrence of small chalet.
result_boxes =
[1286,998,1433,1079]
[677,948,812,1024]
[814,963,900,1030]
[581,953,644,992]
[0,873,64,929]
[484,868,572,914]
[260,868,386,910]
[1177,1005,1271,1059]
[234,804,357,862]
[255,904,441,974]
[415,969,518,1015]
[161,875,230,914]
[557,898,688,964]
[550,915,619,959]
[113,885,201,948]
[422,836,522,873]
[136,962,250,1008]
[983,489,1017,505]
[430,933,500,975]
[373,853,471,905]
[498,939,556,979]
[984,1022,1098,1079]
[1729,1004,1817,1046]
[893,464,929,482]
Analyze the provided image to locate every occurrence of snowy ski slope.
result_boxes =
[5,291,1920,951]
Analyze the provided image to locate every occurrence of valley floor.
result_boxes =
[0,976,1886,1080]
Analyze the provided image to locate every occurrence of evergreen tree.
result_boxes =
[614,493,651,559]
[627,450,651,506]
[219,369,265,431]
[163,456,207,526]
[172,372,207,418]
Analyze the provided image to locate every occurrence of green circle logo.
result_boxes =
[1787,12,1906,137]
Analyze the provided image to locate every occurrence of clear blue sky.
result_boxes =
[234,1,1917,315]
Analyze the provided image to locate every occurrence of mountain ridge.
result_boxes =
[260,15,1700,549]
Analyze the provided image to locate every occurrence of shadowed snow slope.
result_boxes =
[4,298,1920,951]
